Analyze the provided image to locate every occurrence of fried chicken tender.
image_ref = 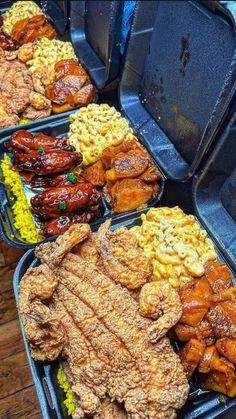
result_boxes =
[29,91,51,111]
[95,220,152,289]
[0,104,19,128]
[18,42,34,62]
[139,281,182,342]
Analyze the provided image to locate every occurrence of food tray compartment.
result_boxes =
[69,0,123,89]
[13,206,236,419]
[0,116,165,249]
[119,0,236,181]
[0,0,121,138]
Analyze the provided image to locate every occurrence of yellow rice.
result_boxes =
[57,367,76,416]
[0,154,42,243]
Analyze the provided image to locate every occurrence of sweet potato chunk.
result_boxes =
[180,276,213,300]
[202,356,236,397]
[173,323,197,341]
[207,305,236,339]
[179,338,205,378]
[180,296,209,327]
[209,287,236,305]
[216,338,236,365]
[220,301,236,324]
[139,165,162,182]
[111,179,157,213]
[196,319,215,346]
[198,345,218,373]
[83,160,106,186]
[73,84,95,105]
[112,152,149,179]
[55,59,88,79]
[205,261,232,293]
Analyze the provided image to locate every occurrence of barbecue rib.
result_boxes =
[19,223,189,419]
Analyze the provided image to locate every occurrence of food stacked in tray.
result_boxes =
[0,1,95,129]
[0,104,162,243]
[17,207,236,418]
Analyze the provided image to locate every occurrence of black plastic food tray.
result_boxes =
[0,116,165,249]
[120,0,236,181]
[0,0,122,138]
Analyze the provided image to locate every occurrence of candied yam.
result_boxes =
[205,261,232,293]
[61,75,88,95]
[83,160,106,186]
[216,338,236,365]
[179,338,205,378]
[198,345,218,373]
[55,59,88,79]
[180,277,213,301]
[209,287,236,306]
[207,305,236,339]
[106,168,117,183]
[112,152,149,179]
[173,323,197,341]
[196,319,215,346]
[180,296,209,327]
[52,103,73,114]
[139,165,162,182]
[111,179,156,213]
[202,357,236,397]
[73,84,95,105]
[220,301,236,324]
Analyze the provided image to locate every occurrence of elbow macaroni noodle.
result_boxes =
[67,104,134,166]
[131,207,217,288]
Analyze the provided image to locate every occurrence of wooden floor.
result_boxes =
[0,239,42,419]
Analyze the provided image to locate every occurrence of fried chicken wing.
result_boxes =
[13,149,82,175]
[20,223,189,418]
[31,183,100,218]
[6,130,71,153]
[95,221,152,289]
[179,338,205,378]
[139,281,182,342]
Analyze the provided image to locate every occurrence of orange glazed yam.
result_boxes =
[173,323,197,341]
[205,261,232,293]
[220,301,236,324]
[207,304,236,339]
[180,295,209,327]
[111,179,157,213]
[209,287,236,305]
[73,84,95,105]
[180,277,213,301]
[83,160,106,186]
[216,338,236,364]
[198,345,218,373]
[202,356,236,397]
[196,319,215,346]
[179,338,205,378]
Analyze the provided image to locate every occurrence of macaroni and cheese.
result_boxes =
[131,207,217,288]
[67,104,134,166]
[2,1,44,36]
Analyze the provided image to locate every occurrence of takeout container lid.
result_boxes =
[119,0,236,181]
[0,0,122,138]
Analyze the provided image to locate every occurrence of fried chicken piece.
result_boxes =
[6,130,71,153]
[22,104,51,120]
[83,160,106,186]
[110,178,158,213]
[13,149,82,175]
[18,42,34,62]
[29,91,51,111]
[94,398,127,419]
[41,211,96,237]
[0,104,19,129]
[18,264,65,361]
[207,304,236,339]
[26,224,189,418]
[204,260,232,293]
[216,338,236,365]
[31,184,100,218]
[95,221,152,289]
[139,281,182,342]
[31,66,55,95]
[179,338,205,378]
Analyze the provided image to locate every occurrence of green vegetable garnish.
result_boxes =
[58,200,67,210]
[66,173,77,184]
[38,146,45,154]
[7,152,13,159]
